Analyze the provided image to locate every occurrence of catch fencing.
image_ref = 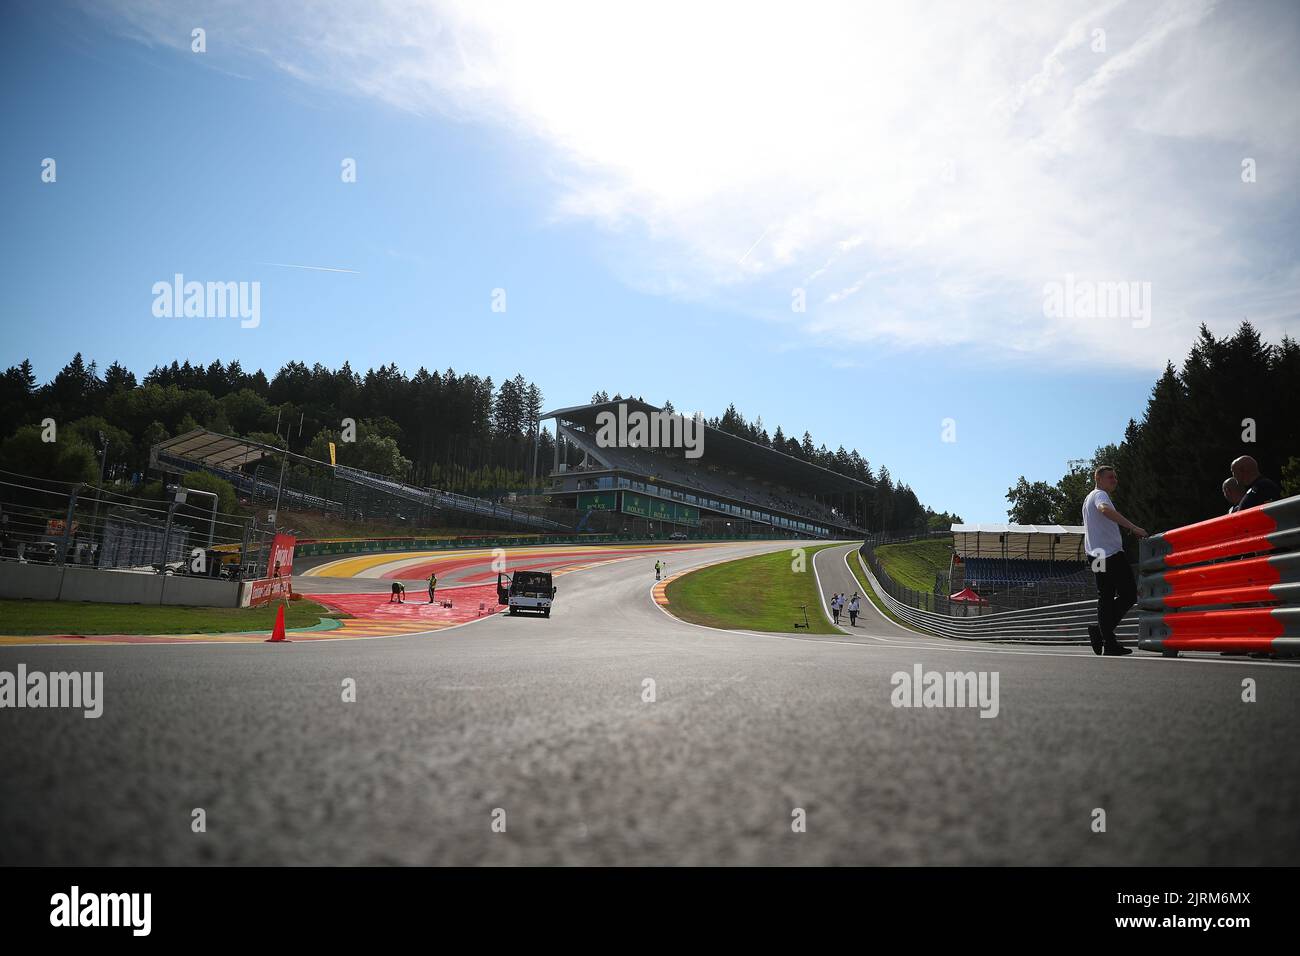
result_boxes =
[856,542,1136,642]
[0,469,276,581]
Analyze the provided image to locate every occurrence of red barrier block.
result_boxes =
[1141,497,1300,571]
[1149,581,1300,610]
[1150,607,1287,639]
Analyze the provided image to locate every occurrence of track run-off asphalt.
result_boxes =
[2,540,1298,865]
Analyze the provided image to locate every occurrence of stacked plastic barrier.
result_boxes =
[1138,495,1300,657]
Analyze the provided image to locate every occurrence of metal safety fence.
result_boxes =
[860,535,1096,615]
[856,543,1136,642]
[0,469,276,581]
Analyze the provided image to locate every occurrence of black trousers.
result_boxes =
[1093,548,1136,642]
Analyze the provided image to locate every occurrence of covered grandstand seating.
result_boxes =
[952,522,1091,591]
[556,420,851,533]
[961,558,1090,589]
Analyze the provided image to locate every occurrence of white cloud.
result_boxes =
[101,0,1300,368]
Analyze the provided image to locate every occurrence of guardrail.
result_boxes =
[855,547,1136,642]
[1137,495,1300,658]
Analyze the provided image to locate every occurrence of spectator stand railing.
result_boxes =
[1138,494,1300,658]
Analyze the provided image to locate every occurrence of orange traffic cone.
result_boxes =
[265,602,290,643]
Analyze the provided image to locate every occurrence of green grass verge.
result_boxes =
[0,598,344,636]
[665,543,841,634]
[874,537,952,592]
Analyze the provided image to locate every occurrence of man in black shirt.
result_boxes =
[1222,477,1243,513]
[1230,456,1283,511]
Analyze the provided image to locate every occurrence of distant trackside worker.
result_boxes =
[655,560,664,581]
[390,582,405,604]
[428,571,438,604]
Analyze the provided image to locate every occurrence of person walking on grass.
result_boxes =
[1082,465,1146,657]
[848,593,860,627]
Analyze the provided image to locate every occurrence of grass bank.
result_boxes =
[664,543,840,634]
[874,537,952,592]
[0,598,343,636]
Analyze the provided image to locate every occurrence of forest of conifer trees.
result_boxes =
[1005,322,1300,533]
[0,357,956,532]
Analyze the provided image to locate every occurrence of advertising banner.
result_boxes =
[249,533,297,607]
[621,491,652,518]
[649,497,675,522]
[619,492,701,526]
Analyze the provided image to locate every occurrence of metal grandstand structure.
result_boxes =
[542,399,870,538]
[151,429,568,532]
[949,522,1093,599]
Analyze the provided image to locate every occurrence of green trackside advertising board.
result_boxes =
[577,491,619,511]
[649,496,676,522]
[620,491,701,527]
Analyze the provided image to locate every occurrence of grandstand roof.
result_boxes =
[951,522,1088,561]
[543,399,871,493]
[153,429,274,470]
[951,523,1084,535]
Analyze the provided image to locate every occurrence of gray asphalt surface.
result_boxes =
[2,540,1298,865]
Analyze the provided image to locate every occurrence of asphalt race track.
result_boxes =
[2,540,1298,865]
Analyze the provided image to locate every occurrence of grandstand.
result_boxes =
[543,400,870,538]
[151,429,567,532]
[950,522,1092,594]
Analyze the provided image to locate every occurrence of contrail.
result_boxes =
[738,226,770,266]
[257,261,361,274]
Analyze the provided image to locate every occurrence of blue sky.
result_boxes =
[2,1,1297,522]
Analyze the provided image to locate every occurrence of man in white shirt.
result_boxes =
[1082,465,1147,656]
